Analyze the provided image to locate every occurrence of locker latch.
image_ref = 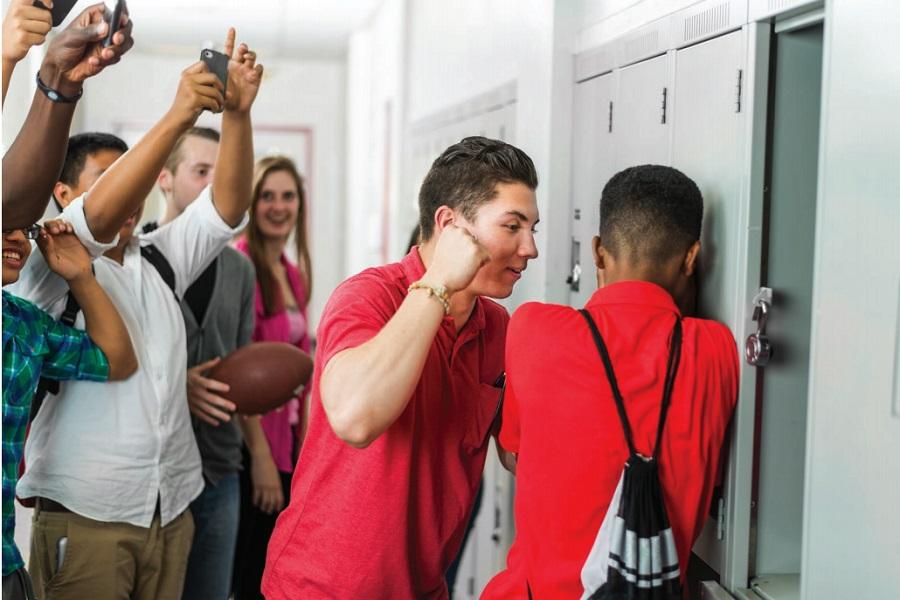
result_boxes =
[745,287,773,366]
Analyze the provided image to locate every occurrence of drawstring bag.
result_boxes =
[578,310,683,600]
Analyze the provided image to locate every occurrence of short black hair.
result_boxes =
[599,165,703,264]
[418,136,538,240]
[59,132,129,186]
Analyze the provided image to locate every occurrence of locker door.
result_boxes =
[614,54,669,169]
[569,73,615,308]
[669,28,748,580]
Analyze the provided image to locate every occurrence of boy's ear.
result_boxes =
[432,205,457,235]
[683,240,701,277]
[53,182,73,208]
[592,236,606,270]
[157,169,173,196]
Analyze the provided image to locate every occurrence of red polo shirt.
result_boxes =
[262,248,508,599]
[483,281,738,599]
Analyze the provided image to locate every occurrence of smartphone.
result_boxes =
[103,0,127,48]
[200,48,229,97]
[32,0,79,27]
[56,536,68,572]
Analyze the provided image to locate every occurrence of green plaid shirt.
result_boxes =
[2,290,109,575]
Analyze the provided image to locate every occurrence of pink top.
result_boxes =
[234,238,311,473]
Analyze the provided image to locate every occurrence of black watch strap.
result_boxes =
[35,71,83,103]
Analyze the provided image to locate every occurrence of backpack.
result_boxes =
[578,309,684,600]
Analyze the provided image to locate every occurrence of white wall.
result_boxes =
[345,0,406,275]
[801,0,900,596]
[58,51,345,331]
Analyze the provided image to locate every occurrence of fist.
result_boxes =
[168,61,225,127]
[36,219,92,282]
[423,225,490,294]
[2,0,52,63]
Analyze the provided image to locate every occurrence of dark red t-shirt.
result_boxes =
[262,249,508,599]
[483,281,739,599]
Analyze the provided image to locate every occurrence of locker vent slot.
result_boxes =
[768,0,796,12]
[683,3,731,43]
[623,30,660,63]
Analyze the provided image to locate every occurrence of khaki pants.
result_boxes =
[28,505,194,600]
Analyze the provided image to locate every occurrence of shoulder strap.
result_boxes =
[579,309,683,459]
[140,243,179,302]
[30,278,88,422]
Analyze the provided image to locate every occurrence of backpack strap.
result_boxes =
[579,309,683,459]
[30,278,87,421]
[140,243,179,303]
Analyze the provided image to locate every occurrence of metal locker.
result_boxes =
[614,54,670,170]
[569,72,615,309]
[669,27,752,585]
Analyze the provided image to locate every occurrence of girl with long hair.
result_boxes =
[232,155,312,599]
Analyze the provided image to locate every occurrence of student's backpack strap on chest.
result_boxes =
[577,309,684,600]
[140,243,179,303]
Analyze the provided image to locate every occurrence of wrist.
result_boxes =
[65,270,95,287]
[38,63,82,98]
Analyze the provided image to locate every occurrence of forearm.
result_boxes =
[212,110,254,227]
[84,112,188,242]
[2,58,15,105]
[2,64,80,229]
[68,275,137,380]
[239,415,273,458]
[321,291,444,448]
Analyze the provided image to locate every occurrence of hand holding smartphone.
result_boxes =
[103,0,127,48]
[32,0,79,28]
[200,48,229,98]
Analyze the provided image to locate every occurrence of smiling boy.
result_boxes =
[262,136,540,599]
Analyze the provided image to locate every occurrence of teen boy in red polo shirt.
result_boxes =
[483,165,739,598]
[262,137,540,599]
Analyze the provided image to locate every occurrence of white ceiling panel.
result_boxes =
[53,0,384,58]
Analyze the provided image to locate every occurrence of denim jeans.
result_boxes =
[181,472,240,600]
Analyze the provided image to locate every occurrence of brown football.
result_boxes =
[208,342,313,415]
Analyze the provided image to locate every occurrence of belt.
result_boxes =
[35,497,71,513]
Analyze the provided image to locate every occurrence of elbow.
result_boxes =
[322,392,379,449]
[107,351,138,381]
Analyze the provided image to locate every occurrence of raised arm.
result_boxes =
[321,226,488,448]
[82,61,224,242]
[2,0,52,103]
[212,28,264,227]
[37,219,137,380]
[2,3,134,230]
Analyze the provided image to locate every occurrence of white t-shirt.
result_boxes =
[12,187,247,528]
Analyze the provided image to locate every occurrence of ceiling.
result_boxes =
[57,0,385,59]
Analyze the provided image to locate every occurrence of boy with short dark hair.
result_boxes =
[483,164,739,598]
[263,136,540,599]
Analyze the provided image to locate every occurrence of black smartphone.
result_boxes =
[200,48,229,97]
[103,0,127,48]
[32,0,79,27]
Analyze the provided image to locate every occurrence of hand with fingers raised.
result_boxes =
[36,219,93,283]
[186,357,237,427]
[167,60,226,129]
[221,27,264,114]
[2,0,53,65]
[40,1,135,94]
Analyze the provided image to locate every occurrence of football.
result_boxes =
[208,342,314,415]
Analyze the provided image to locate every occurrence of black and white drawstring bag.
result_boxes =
[578,310,684,600]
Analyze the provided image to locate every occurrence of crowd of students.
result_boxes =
[2,3,738,600]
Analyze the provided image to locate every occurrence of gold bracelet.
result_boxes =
[408,281,450,315]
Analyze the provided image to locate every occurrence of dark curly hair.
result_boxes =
[599,165,703,263]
